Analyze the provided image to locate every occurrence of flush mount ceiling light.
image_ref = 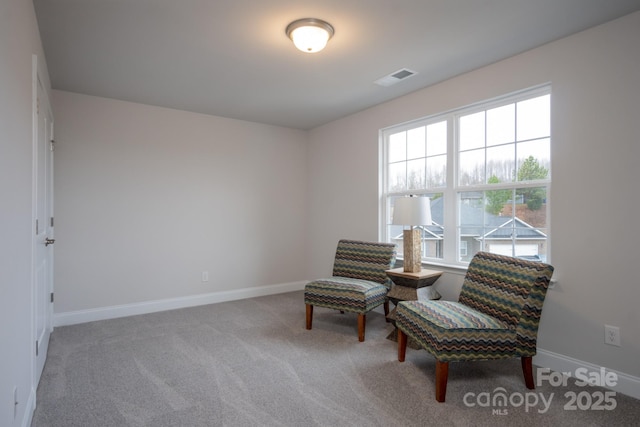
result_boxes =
[286,18,334,53]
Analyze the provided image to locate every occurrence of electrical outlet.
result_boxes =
[604,325,621,347]
[201,271,209,282]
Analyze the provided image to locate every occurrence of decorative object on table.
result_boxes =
[304,239,396,342]
[396,251,554,402]
[391,196,431,273]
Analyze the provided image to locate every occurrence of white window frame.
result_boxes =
[379,85,551,267]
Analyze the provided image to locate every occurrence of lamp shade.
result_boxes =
[392,196,432,226]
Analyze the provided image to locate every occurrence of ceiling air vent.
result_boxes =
[374,68,418,87]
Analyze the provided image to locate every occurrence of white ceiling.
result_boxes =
[33,0,640,130]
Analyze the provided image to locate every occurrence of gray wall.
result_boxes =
[52,91,309,313]
[308,12,640,378]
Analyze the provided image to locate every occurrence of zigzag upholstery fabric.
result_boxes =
[395,251,554,401]
[331,240,395,287]
[305,240,396,341]
[397,300,516,361]
[305,240,396,314]
[305,277,389,313]
[397,252,554,361]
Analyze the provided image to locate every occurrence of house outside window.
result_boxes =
[380,86,551,266]
[460,240,468,258]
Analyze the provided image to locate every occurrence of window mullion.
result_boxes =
[442,115,457,264]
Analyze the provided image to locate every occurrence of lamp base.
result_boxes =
[403,229,422,273]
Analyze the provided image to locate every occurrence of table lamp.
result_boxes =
[392,196,432,273]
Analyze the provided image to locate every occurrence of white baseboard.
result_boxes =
[534,348,640,400]
[53,281,306,327]
[21,387,36,427]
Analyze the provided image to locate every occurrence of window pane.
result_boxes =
[531,228,548,262]
[486,144,515,183]
[483,186,548,261]
[426,121,447,156]
[517,94,550,141]
[389,131,406,163]
[487,103,515,146]
[389,196,405,258]
[515,186,547,215]
[459,111,485,151]
[459,149,485,185]
[407,158,425,190]
[517,139,550,181]
[485,187,513,216]
[488,227,547,261]
[407,127,425,159]
[460,240,468,257]
[423,193,443,259]
[388,162,406,191]
[389,194,443,260]
[458,191,485,262]
[460,188,547,262]
[426,154,446,187]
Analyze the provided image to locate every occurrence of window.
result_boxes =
[381,86,550,266]
[460,240,468,258]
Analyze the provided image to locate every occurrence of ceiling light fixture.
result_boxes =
[286,18,334,53]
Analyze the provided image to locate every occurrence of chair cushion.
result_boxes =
[396,300,517,362]
[305,277,388,314]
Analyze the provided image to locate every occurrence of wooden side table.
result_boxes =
[385,267,443,346]
[385,268,443,305]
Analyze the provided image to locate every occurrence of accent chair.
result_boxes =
[304,239,397,342]
[396,251,554,402]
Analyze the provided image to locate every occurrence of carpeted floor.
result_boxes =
[32,290,640,426]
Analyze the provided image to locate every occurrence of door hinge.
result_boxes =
[50,217,54,227]
[50,139,55,151]
[35,340,39,356]
[35,219,39,235]
[50,292,54,303]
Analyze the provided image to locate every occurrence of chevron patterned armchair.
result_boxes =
[304,239,396,342]
[396,251,554,402]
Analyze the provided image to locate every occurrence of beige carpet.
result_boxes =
[32,290,640,426]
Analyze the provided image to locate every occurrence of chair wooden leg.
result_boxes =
[397,328,407,362]
[305,304,313,330]
[357,314,366,342]
[383,300,390,321]
[522,356,535,389]
[435,361,449,402]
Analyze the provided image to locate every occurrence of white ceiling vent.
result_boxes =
[374,68,418,87]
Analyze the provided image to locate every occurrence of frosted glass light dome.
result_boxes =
[286,18,334,53]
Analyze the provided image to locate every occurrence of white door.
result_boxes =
[33,66,54,386]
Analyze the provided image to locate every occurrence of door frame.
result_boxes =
[31,54,54,405]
